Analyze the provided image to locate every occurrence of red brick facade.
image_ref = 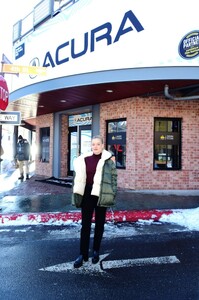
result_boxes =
[35,97,199,190]
[101,97,199,189]
[35,114,54,176]
[60,115,68,177]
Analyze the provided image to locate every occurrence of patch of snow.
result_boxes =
[159,208,199,231]
[0,208,198,232]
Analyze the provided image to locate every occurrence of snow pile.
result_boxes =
[159,207,199,231]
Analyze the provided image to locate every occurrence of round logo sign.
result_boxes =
[29,57,40,79]
[0,75,9,111]
[179,31,199,59]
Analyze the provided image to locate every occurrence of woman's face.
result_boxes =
[91,138,104,155]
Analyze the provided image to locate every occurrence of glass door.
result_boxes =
[79,125,92,155]
[68,125,91,175]
[68,126,78,175]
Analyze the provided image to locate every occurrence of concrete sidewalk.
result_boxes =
[0,168,199,225]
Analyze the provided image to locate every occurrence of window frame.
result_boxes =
[153,117,182,171]
[106,118,127,169]
[39,127,50,163]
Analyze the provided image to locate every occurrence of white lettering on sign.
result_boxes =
[183,35,199,49]
[0,87,9,102]
[0,114,18,121]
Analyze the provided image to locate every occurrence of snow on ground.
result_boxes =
[159,207,199,231]
[0,207,198,231]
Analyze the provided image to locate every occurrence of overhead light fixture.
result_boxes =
[38,105,44,108]
[106,89,113,93]
[60,100,67,102]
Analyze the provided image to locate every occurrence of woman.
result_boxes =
[72,135,117,268]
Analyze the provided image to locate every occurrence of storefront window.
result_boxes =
[154,118,181,170]
[40,127,50,163]
[106,118,126,169]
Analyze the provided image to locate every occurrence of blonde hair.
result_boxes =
[92,135,104,144]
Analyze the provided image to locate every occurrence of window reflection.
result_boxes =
[107,119,126,169]
[154,118,181,170]
[40,127,50,163]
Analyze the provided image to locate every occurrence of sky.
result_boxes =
[0,0,39,61]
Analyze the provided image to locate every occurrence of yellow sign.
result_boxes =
[2,64,47,76]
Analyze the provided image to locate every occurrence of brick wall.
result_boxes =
[35,97,199,190]
[100,97,199,190]
[35,114,54,176]
[60,114,68,177]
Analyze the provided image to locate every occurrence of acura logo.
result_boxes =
[29,57,40,79]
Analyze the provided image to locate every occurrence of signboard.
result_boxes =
[2,64,47,76]
[69,113,92,127]
[0,111,21,125]
[155,132,179,145]
[15,44,25,60]
[0,75,9,111]
[10,0,199,92]
[2,53,12,64]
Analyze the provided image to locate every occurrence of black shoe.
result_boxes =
[74,255,88,268]
[92,251,99,264]
[18,175,24,180]
[26,175,30,180]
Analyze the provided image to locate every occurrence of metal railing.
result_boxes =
[13,0,79,44]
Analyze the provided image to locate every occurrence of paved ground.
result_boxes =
[0,164,199,224]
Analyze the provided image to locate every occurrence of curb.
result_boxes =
[0,209,174,225]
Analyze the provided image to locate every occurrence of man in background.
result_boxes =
[15,135,30,180]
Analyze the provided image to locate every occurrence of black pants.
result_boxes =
[80,185,107,259]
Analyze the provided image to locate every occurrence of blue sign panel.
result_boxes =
[15,43,25,60]
[179,31,199,59]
